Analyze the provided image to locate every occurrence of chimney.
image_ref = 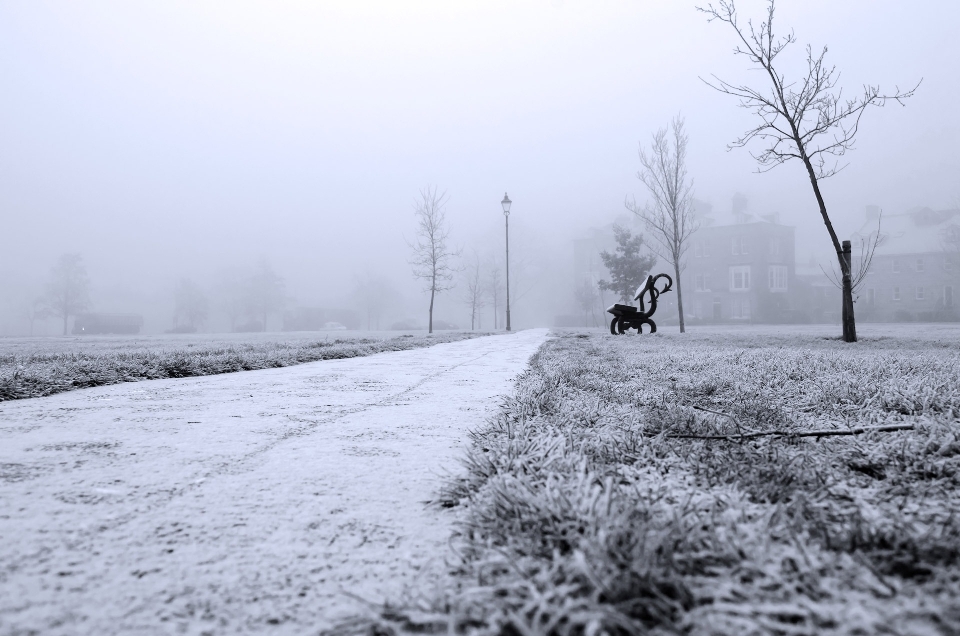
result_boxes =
[866,205,881,222]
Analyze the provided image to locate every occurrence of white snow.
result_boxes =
[0,329,549,634]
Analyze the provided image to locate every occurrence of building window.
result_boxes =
[892,260,900,273]
[893,287,901,301]
[946,257,954,271]
[694,242,701,258]
[730,266,751,291]
[769,238,781,258]
[732,298,751,319]
[695,274,712,291]
[731,236,748,255]
[946,286,955,308]
[916,287,924,301]
[917,258,925,272]
[768,265,788,291]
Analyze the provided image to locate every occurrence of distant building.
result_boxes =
[854,206,960,322]
[683,198,798,323]
[73,313,144,335]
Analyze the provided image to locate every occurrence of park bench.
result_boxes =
[607,273,673,334]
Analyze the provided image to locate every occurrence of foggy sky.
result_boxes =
[2,0,958,329]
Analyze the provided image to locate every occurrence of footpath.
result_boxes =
[0,329,549,635]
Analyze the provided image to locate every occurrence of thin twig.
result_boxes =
[669,423,914,441]
[690,404,757,436]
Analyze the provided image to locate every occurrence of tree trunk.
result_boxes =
[63,313,68,336]
[841,240,857,342]
[428,284,435,334]
[673,259,686,333]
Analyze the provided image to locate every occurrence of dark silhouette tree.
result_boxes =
[626,115,698,333]
[45,253,91,335]
[408,187,459,333]
[699,0,919,342]
[598,225,657,304]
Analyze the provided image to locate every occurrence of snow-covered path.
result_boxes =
[0,329,548,635]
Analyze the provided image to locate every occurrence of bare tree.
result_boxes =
[247,259,286,332]
[216,268,247,332]
[45,253,91,335]
[16,296,50,336]
[408,187,460,334]
[626,115,698,333]
[173,278,209,331]
[352,272,397,330]
[486,261,504,330]
[574,279,600,327]
[462,251,486,330]
[698,0,919,342]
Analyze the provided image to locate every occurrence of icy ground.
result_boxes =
[0,329,549,635]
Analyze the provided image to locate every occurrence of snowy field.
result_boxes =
[0,329,549,635]
[0,330,489,402]
[0,329,437,359]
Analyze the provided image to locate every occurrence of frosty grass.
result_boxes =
[364,327,960,636]
[0,331,488,401]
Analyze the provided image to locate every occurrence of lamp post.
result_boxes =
[501,192,512,331]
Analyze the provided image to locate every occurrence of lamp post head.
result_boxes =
[501,193,512,216]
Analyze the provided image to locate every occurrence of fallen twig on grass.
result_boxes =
[668,423,915,441]
[690,404,757,436]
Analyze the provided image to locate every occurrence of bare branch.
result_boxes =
[669,423,914,441]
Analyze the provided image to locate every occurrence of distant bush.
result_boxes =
[0,332,487,402]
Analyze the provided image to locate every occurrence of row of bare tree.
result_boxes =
[407,186,511,334]
[19,254,288,335]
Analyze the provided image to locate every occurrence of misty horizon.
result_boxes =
[2,1,957,335]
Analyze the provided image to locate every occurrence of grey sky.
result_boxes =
[1,0,957,323]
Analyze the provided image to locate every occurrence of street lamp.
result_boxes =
[501,192,512,332]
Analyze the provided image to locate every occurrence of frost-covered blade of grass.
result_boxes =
[370,329,960,636]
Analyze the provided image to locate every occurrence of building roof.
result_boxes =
[853,207,960,256]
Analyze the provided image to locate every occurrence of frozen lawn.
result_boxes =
[0,330,488,402]
[0,329,548,634]
[389,324,960,635]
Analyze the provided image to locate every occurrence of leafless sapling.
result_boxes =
[408,187,460,334]
[626,115,698,333]
[699,0,918,342]
[486,261,504,330]
[462,251,486,331]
